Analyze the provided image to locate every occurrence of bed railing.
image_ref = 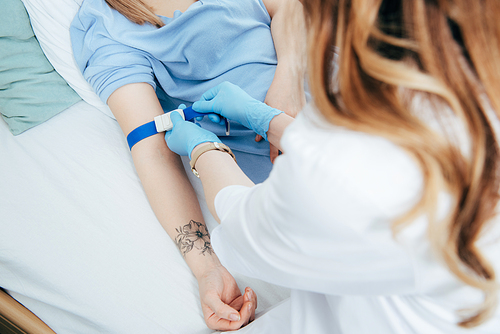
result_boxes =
[0,288,55,334]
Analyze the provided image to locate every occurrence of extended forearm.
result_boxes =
[108,83,221,279]
[132,141,222,278]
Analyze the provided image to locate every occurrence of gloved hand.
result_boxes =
[165,110,221,159]
[192,82,283,141]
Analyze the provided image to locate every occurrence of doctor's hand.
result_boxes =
[165,111,220,159]
[192,82,283,141]
[198,264,257,331]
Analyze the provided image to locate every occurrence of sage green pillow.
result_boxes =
[0,0,81,135]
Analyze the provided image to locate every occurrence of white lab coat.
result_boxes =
[211,104,500,333]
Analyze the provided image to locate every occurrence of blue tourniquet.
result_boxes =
[127,121,157,150]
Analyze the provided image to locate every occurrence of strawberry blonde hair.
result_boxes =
[302,0,500,327]
[105,0,164,27]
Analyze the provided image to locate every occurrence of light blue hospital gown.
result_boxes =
[70,0,278,183]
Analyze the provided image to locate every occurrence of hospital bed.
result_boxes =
[0,0,289,332]
[0,288,55,333]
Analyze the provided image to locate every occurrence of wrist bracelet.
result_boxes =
[189,142,236,178]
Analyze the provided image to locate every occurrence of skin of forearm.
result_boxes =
[108,83,221,279]
[132,137,221,278]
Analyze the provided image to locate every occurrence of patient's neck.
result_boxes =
[145,0,198,18]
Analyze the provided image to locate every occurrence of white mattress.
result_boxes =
[0,101,289,333]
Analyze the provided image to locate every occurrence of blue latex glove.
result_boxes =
[192,82,283,141]
[165,110,221,159]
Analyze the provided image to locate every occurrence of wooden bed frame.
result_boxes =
[0,288,55,334]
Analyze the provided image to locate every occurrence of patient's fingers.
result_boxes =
[203,291,258,331]
[246,287,258,309]
[242,287,257,323]
[269,143,280,164]
[205,292,241,323]
[239,301,254,327]
[256,135,281,163]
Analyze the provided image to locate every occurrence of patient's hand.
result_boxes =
[198,264,257,331]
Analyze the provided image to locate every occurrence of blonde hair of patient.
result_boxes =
[105,0,165,28]
[302,0,500,328]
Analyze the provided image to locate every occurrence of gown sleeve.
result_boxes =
[210,112,424,296]
[70,3,156,102]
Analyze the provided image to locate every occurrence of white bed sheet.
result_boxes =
[0,101,289,333]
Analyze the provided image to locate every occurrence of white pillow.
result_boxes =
[21,0,115,119]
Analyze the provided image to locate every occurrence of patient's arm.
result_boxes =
[262,0,307,162]
[107,83,256,331]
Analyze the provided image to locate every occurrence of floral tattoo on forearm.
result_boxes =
[175,220,214,257]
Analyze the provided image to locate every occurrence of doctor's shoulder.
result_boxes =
[279,105,424,218]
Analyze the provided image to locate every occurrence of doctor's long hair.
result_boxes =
[303,0,500,328]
